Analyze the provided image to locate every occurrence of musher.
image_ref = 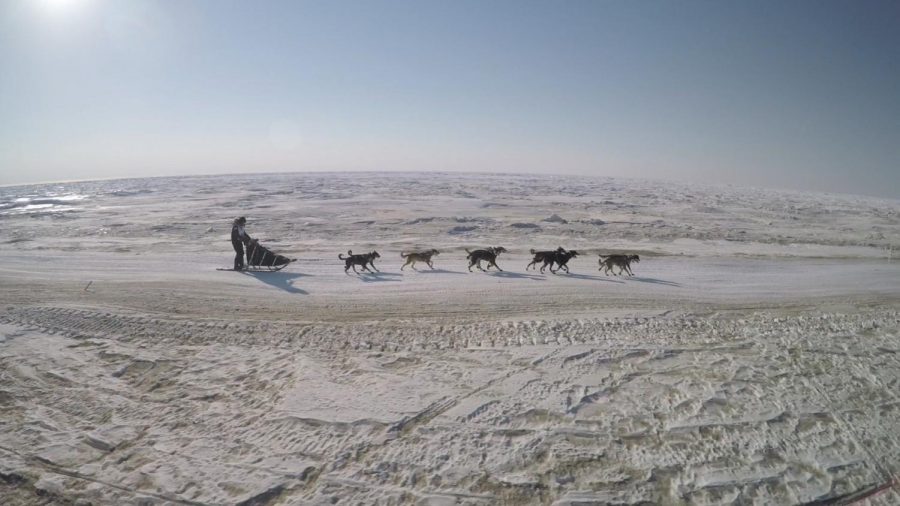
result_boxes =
[231,216,252,270]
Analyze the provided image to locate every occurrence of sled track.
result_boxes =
[1,306,897,352]
[2,306,900,504]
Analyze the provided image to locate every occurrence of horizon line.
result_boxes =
[1,169,897,203]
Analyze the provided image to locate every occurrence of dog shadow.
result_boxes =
[356,271,403,282]
[243,271,310,294]
[414,268,467,275]
[564,273,625,283]
[486,271,546,281]
[629,276,682,287]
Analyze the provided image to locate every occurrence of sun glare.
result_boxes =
[37,0,83,14]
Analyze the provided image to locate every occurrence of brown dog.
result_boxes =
[400,249,440,270]
[599,254,639,276]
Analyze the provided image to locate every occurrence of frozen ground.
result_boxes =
[0,172,899,505]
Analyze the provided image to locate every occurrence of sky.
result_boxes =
[0,0,898,198]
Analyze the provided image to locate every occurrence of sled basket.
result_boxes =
[245,240,296,271]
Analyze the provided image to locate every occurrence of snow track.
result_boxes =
[2,305,897,352]
[2,304,899,504]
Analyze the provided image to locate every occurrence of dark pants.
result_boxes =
[232,240,245,270]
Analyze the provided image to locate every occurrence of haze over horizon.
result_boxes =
[1,0,898,199]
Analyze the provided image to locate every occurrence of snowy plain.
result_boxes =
[1,172,899,505]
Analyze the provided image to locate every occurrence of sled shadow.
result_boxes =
[487,271,546,281]
[243,271,310,294]
[629,276,681,287]
[357,271,403,283]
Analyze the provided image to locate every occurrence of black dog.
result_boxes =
[527,247,565,273]
[339,250,380,274]
[549,249,579,274]
[466,247,507,272]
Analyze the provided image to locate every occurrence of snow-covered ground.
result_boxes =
[1,172,899,505]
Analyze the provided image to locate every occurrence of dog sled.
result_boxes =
[220,239,297,272]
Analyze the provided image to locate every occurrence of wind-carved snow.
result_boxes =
[0,173,898,505]
[1,172,897,257]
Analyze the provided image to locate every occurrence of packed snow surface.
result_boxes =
[1,172,899,505]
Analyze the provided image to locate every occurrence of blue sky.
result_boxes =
[1,0,898,198]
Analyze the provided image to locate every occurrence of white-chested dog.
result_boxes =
[466,246,507,272]
[527,247,565,273]
[339,250,380,274]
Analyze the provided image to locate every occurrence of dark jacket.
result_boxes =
[231,222,251,244]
